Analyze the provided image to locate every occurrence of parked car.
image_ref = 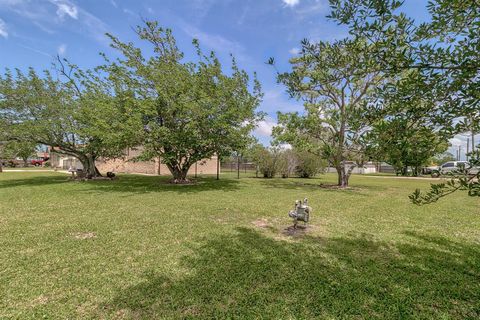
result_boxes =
[422,165,439,175]
[0,159,21,167]
[431,161,478,177]
[30,157,49,166]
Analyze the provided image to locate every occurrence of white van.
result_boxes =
[431,161,479,177]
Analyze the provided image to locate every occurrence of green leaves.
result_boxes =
[328,0,479,201]
[272,35,385,186]
[0,57,136,176]
[105,21,262,181]
[410,149,480,204]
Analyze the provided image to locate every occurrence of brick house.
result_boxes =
[48,148,83,170]
[49,147,219,176]
[95,147,219,176]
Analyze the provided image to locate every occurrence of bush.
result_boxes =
[43,161,51,167]
[7,160,18,168]
[295,152,326,178]
[257,149,278,178]
[277,149,298,178]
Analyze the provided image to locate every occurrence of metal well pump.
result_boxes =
[288,198,311,228]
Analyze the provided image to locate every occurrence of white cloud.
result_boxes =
[255,117,277,137]
[123,8,136,17]
[278,143,292,150]
[57,43,66,55]
[110,0,118,8]
[17,43,52,58]
[289,47,300,55]
[0,18,8,38]
[181,23,246,60]
[448,133,479,160]
[262,88,303,113]
[0,0,108,43]
[50,0,78,20]
[283,0,300,7]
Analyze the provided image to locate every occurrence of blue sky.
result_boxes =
[0,0,473,158]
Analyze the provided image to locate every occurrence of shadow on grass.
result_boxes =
[82,175,243,195]
[256,177,385,194]
[0,173,242,194]
[0,174,70,189]
[103,228,480,319]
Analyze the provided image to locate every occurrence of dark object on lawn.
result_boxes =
[106,172,116,179]
[288,198,311,229]
[77,170,86,179]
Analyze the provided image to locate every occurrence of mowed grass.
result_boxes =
[0,172,479,319]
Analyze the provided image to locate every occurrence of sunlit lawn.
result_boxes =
[0,171,479,319]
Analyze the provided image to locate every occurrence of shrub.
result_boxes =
[277,149,298,178]
[257,149,278,178]
[295,152,326,178]
[7,160,18,168]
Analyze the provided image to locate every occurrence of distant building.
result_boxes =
[49,147,218,176]
[48,149,83,170]
[325,161,395,174]
[96,147,218,176]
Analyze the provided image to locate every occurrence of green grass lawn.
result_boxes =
[1,172,479,319]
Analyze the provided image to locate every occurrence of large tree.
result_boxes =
[1,141,37,167]
[369,119,448,176]
[329,0,478,131]
[367,69,450,176]
[104,21,263,183]
[271,38,384,187]
[329,0,480,201]
[0,62,137,178]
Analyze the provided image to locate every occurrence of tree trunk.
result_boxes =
[23,158,29,167]
[166,162,191,184]
[79,155,102,179]
[336,164,349,188]
[0,160,3,173]
[413,166,420,177]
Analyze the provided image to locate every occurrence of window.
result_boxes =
[442,163,454,168]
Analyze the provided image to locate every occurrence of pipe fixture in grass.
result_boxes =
[288,198,311,229]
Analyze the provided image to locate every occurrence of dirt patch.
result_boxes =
[182,305,201,317]
[318,183,359,190]
[252,219,271,229]
[169,178,195,185]
[282,225,309,237]
[71,177,115,182]
[73,232,96,240]
[30,295,49,307]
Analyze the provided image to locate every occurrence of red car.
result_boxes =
[31,158,49,166]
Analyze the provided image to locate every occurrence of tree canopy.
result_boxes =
[103,21,263,183]
[328,0,480,200]
[271,37,384,187]
[0,21,262,182]
[0,62,137,177]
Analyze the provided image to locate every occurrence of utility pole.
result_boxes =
[237,153,240,179]
[0,142,4,173]
[472,131,476,153]
[471,115,477,153]
[467,139,470,161]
